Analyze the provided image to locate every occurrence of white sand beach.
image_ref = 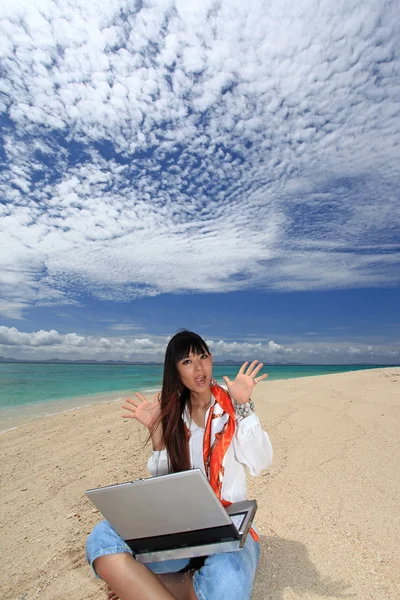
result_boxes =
[1,367,399,599]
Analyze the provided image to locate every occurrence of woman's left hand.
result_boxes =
[222,360,268,405]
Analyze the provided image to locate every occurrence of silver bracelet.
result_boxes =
[233,399,255,419]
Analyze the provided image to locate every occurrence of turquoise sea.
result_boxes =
[0,363,390,432]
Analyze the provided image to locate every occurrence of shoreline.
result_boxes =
[0,387,158,434]
[0,366,393,434]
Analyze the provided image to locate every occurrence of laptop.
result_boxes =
[86,469,257,563]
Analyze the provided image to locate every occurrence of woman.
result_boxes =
[86,330,273,600]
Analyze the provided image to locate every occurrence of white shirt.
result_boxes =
[147,396,273,503]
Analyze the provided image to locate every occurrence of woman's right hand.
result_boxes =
[122,392,161,430]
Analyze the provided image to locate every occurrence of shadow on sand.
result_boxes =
[253,535,352,599]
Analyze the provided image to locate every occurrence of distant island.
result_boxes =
[0,356,394,367]
[0,356,303,365]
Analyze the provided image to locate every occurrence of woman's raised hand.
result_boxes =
[222,360,268,405]
[122,392,161,430]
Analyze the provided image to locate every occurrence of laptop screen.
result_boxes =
[229,512,247,530]
[86,469,233,540]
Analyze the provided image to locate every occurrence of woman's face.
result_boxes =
[176,350,213,393]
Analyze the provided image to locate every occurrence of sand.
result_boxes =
[1,367,399,600]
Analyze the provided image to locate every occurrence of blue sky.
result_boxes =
[0,0,399,364]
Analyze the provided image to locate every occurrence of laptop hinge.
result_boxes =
[126,522,239,553]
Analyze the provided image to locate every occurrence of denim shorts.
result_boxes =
[86,519,260,600]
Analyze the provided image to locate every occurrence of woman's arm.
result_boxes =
[150,419,165,451]
[221,360,272,474]
[122,392,168,475]
[232,413,273,475]
[147,449,169,476]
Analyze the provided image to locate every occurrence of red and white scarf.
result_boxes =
[202,381,259,542]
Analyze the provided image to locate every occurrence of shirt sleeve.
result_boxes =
[232,413,273,476]
[147,449,169,476]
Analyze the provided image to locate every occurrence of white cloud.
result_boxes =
[0,0,399,318]
[267,341,285,353]
[109,323,142,332]
[0,326,398,364]
[64,332,86,346]
[348,346,362,354]
[0,326,61,346]
[0,300,29,320]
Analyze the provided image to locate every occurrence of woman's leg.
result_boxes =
[86,520,197,600]
[192,534,260,600]
[94,553,197,600]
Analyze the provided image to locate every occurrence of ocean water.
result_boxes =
[0,362,388,431]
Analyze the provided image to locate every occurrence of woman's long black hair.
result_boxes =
[151,330,211,473]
